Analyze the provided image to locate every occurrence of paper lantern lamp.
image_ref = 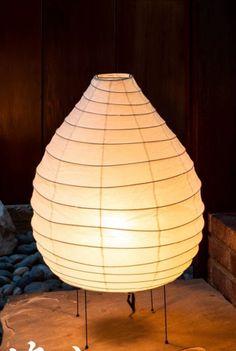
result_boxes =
[31,73,204,293]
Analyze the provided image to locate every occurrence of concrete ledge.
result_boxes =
[1,280,236,351]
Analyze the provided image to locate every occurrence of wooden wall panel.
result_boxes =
[191,0,236,277]
[0,0,42,204]
[191,0,236,212]
[116,0,189,143]
[43,0,116,145]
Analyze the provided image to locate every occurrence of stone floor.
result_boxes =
[0,279,236,351]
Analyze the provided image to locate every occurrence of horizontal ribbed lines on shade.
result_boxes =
[33,186,201,211]
[45,148,187,167]
[36,165,195,189]
[49,266,182,284]
[64,118,166,130]
[90,82,141,93]
[82,94,150,106]
[37,241,199,267]
[33,228,202,249]
[62,278,175,291]
[43,254,192,275]
[32,209,204,232]
[75,106,156,116]
[55,130,176,145]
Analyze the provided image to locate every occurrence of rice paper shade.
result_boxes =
[31,73,204,292]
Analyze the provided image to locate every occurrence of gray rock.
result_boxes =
[0,296,7,310]
[1,283,16,296]
[29,264,55,281]
[14,252,41,268]
[0,201,17,256]
[8,254,27,264]
[0,256,11,263]
[0,262,14,272]
[13,266,29,276]
[0,276,11,286]
[13,286,22,296]
[0,270,12,279]
[44,279,61,291]
[6,204,33,233]
[24,281,50,294]
[61,282,74,291]
[16,273,33,289]
[15,242,37,255]
[29,265,44,281]
[12,275,21,283]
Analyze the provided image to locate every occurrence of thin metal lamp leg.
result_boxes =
[76,289,80,317]
[163,285,169,344]
[150,289,154,312]
[84,290,89,349]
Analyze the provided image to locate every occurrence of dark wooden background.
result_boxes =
[0,0,235,277]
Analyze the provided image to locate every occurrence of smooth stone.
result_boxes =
[0,262,14,272]
[13,266,29,276]
[0,276,11,286]
[12,275,21,283]
[24,281,50,294]
[13,286,22,296]
[61,282,75,291]
[16,273,33,289]
[29,264,55,281]
[0,270,12,279]
[0,296,7,310]
[0,256,10,263]
[44,279,61,291]
[15,242,37,255]
[1,283,16,296]
[14,252,41,268]
[29,265,45,281]
[16,230,34,245]
[8,253,27,264]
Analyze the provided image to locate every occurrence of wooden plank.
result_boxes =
[116,0,189,143]
[0,0,42,204]
[191,0,236,276]
[43,0,115,146]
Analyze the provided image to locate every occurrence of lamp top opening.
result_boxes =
[95,73,132,81]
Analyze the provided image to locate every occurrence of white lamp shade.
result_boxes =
[31,73,204,292]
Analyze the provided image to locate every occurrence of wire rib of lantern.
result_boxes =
[82,94,150,106]
[44,147,187,166]
[33,187,202,211]
[90,81,141,93]
[33,228,202,249]
[35,165,196,189]
[37,241,199,267]
[55,130,177,145]
[32,208,204,232]
[64,117,166,130]
[41,253,193,275]
[75,105,157,116]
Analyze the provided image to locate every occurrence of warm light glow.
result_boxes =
[31,73,204,292]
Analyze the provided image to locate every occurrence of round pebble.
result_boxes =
[0,276,11,286]
[0,269,12,279]
[15,242,37,255]
[13,266,29,276]
[24,281,50,294]
[9,254,27,264]
[13,286,22,296]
